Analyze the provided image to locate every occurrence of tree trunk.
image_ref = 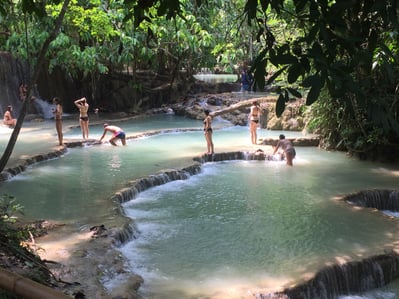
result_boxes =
[0,0,71,172]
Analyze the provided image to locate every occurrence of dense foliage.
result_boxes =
[0,0,398,159]
[244,0,399,159]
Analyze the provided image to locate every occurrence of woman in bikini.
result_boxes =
[249,101,261,144]
[74,97,89,139]
[203,110,214,155]
[52,97,63,145]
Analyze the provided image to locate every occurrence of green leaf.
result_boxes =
[294,0,307,14]
[276,93,285,117]
[254,59,267,90]
[306,85,322,105]
[267,66,288,85]
[287,63,302,84]
[303,74,324,105]
[302,74,320,88]
[287,87,302,98]
[245,0,258,24]
[260,0,270,11]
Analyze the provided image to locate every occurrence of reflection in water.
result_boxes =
[109,154,121,171]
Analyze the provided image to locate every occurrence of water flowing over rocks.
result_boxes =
[0,146,67,181]
[111,165,202,205]
[259,251,399,299]
[343,189,399,211]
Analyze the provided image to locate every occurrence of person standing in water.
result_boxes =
[273,134,296,166]
[99,123,126,146]
[3,105,16,127]
[52,97,63,145]
[248,101,262,144]
[74,97,89,139]
[203,109,214,155]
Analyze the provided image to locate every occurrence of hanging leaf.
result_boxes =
[260,0,270,11]
[287,63,302,84]
[306,85,322,105]
[267,66,288,85]
[304,74,324,105]
[287,87,302,98]
[244,0,258,24]
[276,93,285,116]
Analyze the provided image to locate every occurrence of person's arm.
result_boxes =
[74,97,85,107]
[272,141,280,155]
[99,129,107,142]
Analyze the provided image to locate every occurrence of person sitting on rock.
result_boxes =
[3,105,16,127]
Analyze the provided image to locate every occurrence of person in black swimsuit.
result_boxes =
[74,97,89,139]
[249,101,262,144]
[203,110,214,155]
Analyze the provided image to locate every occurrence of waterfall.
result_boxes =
[0,52,26,116]
[32,97,56,119]
[111,164,202,204]
[259,252,399,299]
[344,189,399,211]
[193,151,283,163]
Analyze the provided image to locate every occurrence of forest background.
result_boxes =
[0,0,399,164]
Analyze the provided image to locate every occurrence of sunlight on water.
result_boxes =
[120,160,399,298]
[1,114,399,298]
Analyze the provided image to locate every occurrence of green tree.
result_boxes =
[0,0,70,172]
[244,0,399,157]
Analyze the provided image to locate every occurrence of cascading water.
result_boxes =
[0,115,398,299]
[32,97,56,119]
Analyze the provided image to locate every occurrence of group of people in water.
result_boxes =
[3,96,295,165]
[203,100,296,166]
[49,97,125,146]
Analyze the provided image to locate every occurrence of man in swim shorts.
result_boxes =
[272,134,296,166]
[99,123,126,146]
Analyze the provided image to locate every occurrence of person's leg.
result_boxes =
[286,152,293,166]
[56,121,63,145]
[109,137,117,146]
[79,119,85,139]
[205,133,212,154]
[207,133,214,154]
[121,137,126,145]
[84,120,89,139]
[250,123,256,144]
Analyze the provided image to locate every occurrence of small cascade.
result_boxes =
[344,189,399,211]
[111,164,202,204]
[259,252,399,299]
[194,151,283,163]
[110,220,139,246]
[32,97,55,119]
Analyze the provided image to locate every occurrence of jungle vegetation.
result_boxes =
[0,0,398,166]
